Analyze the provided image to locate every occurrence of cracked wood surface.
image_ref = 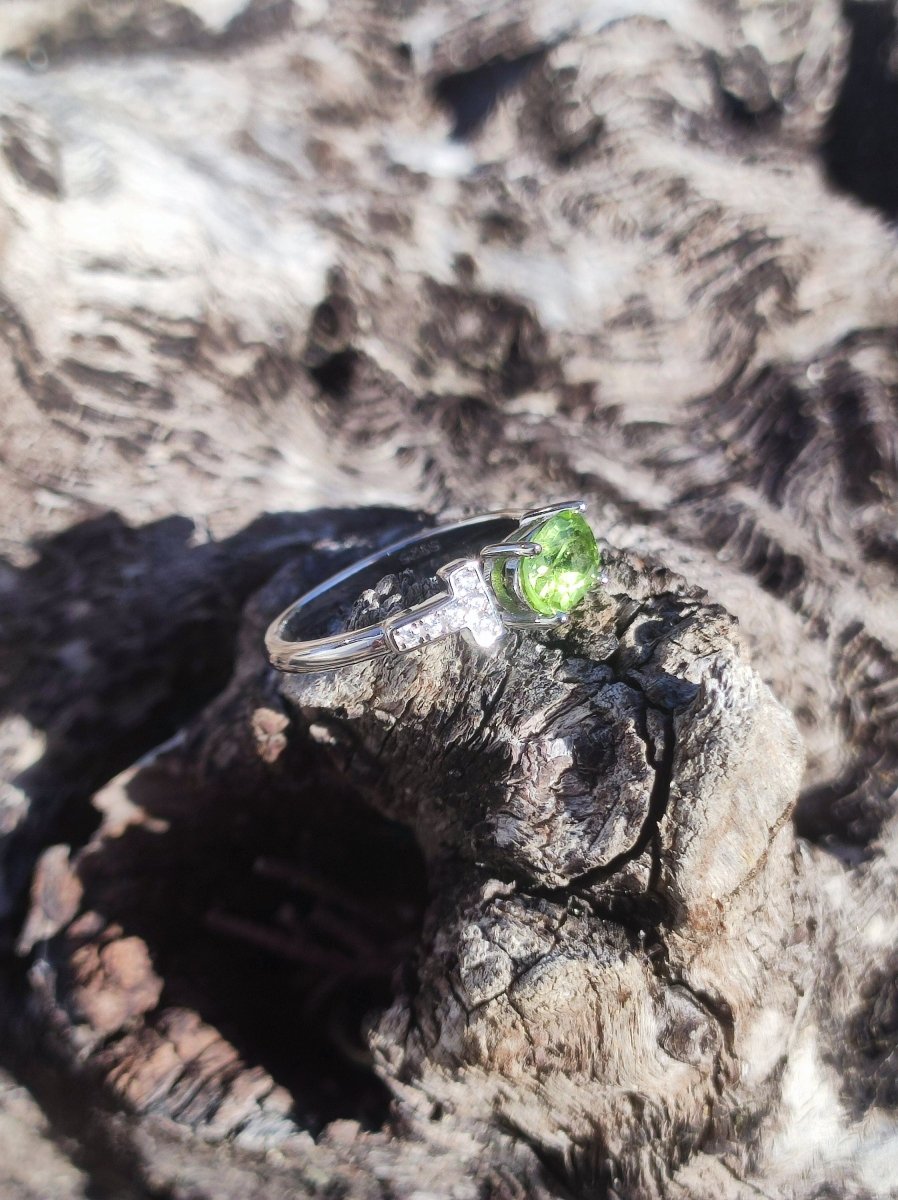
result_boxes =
[288,546,810,1193]
[1,0,898,1197]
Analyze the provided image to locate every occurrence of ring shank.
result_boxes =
[265,511,520,673]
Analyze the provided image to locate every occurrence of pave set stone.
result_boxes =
[389,562,504,653]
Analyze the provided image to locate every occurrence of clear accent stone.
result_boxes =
[443,608,460,631]
[471,617,502,647]
[391,562,505,655]
[393,626,416,649]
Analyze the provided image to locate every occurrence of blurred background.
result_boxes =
[1,1,898,1196]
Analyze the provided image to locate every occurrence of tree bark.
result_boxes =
[2,1,898,1197]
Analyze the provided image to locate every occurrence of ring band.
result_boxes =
[265,501,600,674]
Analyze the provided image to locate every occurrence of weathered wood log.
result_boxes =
[2,0,898,1197]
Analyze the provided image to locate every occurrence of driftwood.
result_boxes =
[1,0,898,1196]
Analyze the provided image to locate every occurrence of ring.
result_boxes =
[265,501,601,674]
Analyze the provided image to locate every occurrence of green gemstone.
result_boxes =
[518,510,600,616]
[490,559,517,613]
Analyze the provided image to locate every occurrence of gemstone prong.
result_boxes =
[480,541,541,559]
[501,611,570,629]
[521,499,585,524]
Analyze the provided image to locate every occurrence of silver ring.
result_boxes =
[265,500,601,674]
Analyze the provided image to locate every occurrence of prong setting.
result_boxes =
[500,611,571,629]
[482,501,599,624]
[520,499,585,525]
[480,541,542,559]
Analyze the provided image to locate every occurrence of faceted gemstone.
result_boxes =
[518,509,600,616]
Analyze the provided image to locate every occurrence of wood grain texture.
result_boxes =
[1,0,898,1196]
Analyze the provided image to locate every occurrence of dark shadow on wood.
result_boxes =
[434,50,545,140]
[823,1,898,218]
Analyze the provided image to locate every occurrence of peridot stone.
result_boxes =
[519,510,599,616]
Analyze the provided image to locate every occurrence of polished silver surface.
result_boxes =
[265,501,587,674]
